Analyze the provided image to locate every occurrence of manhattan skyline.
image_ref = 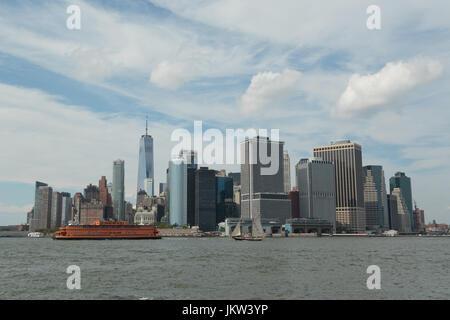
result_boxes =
[0,1,449,225]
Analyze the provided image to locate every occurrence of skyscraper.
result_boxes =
[240,136,291,222]
[296,158,336,229]
[50,191,62,228]
[313,140,365,233]
[137,118,154,196]
[112,159,125,221]
[31,181,48,231]
[363,165,389,231]
[168,157,187,226]
[389,172,414,231]
[179,150,197,226]
[195,167,217,231]
[391,187,412,233]
[60,192,72,226]
[283,152,291,193]
[37,186,53,230]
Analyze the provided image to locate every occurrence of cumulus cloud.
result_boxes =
[240,69,301,113]
[333,57,444,118]
[150,61,195,90]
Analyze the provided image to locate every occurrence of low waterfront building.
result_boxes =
[224,217,283,236]
[285,218,334,235]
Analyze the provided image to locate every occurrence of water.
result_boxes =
[0,237,448,299]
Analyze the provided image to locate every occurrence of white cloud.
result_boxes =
[240,69,301,113]
[333,57,444,118]
[150,61,195,90]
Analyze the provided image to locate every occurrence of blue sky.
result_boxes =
[0,0,449,225]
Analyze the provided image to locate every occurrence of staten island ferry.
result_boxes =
[53,220,161,240]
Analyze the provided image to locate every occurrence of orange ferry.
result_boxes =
[53,220,161,240]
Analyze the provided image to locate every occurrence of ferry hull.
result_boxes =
[53,220,161,240]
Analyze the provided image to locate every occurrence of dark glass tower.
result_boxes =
[389,172,414,231]
[137,118,154,196]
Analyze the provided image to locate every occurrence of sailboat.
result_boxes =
[232,213,265,241]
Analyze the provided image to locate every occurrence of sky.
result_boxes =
[0,0,449,225]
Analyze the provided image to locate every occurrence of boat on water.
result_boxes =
[231,214,265,241]
[53,220,161,240]
[28,232,44,238]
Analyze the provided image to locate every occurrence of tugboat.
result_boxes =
[53,220,161,240]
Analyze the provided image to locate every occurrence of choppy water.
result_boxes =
[0,237,448,299]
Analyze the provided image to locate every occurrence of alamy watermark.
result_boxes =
[66,5,81,30]
[366,5,381,30]
[366,265,381,290]
[66,265,81,290]
[171,121,281,176]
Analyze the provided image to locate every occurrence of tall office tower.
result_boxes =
[283,152,291,193]
[179,149,198,226]
[186,167,196,226]
[179,149,198,169]
[389,172,414,232]
[72,192,83,224]
[240,136,291,222]
[296,158,336,229]
[228,172,241,186]
[413,202,425,232]
[112,159,125,221]
[168,157,187,226]
[99,176,113,220]
[50,191,62,228]
[195,167,217,231]
[159,183,167,195]
[84,184,100,202]
[37,186,53,229]
[288,191,300,218]
[216,175,235,224]
[31,181,48,231]
[391,188,412,233]
[99,176,112,207]
[137,119,154,196]
[363,165,389,231]
[386,194,398,230]
[313,140,365,233]
[60,192,72,226]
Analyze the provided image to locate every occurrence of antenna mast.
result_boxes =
[145,115,148,136]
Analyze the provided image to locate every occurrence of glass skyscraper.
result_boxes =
[168,157,187,226]
[363,165,389,231]
[389,172,414,231]
[112,159,125,221]
[137,120,154,196]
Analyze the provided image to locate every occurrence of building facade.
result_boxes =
[389,172,414,232]
[391,187,412,233]
[137,121,154,196]
[313,140,365,233]
[363,165,389,231]
[30,181,48,231]
[283,152,291,193]
[112,159,125,221]
[195,167,217,231]
[168,157,187,226]
[296,158,336,230]
[240,136,291,223]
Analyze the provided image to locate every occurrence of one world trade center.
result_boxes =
[137,118,154,197]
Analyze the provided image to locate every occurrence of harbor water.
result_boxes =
[0,237,448,299]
